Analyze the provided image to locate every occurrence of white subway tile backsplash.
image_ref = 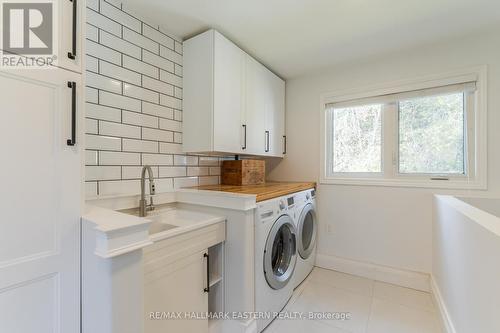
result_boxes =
[160,94,182,110]
[199,156,219,166]
[122,166,159,179]
[100,30,141,59]
[85,1,222,197]
[142,127,173,142]
[173,132,182,143]
[174,110,182,121]
[142,101,174,119]
[86,118,98,134]
[85,182,98,197]
[86,8,121,36]
[143,50,174,72]
[86,55,98,72]
[198,176,219,186]
[86,102,121,122]
[160,70,182,87]
[99,151,141,165]
[174,155,198,166]
[86,40,121,65]
[160,142,182,154]
[159,166,187,178]
[86,71,122,93]
[99,91,141,112]
[100,0,141,32]
[86,150,98,165]
[86,134,121,151]
[160,45,182,65]
[122,110,158,128]
[86,87,98,103]
[174,41,183,55]
[100,59,141,85]
[122,55,158,78]
[123,83,159,103]
[173,177,198,189]
[87,0,98,11]
[159,118,181,132]
[99,120,141,139]
[123,138,158,153]
[187,167,209,177]
[99,179,141,196]
[142,76,174,95]
[142,153,173,166]
[123,27,159,54]
[142,24,175,49]
[86,165,121,181]
[86,23,98,42]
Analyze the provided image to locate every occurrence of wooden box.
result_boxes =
[221,160,265,185]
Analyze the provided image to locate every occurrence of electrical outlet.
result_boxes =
[326,224,334,234]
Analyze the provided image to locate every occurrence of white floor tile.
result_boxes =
[288,280,372,333]
[265,317,349,333]
[373,281,436,312]
[366,298,442,333]
[309,267,374,297]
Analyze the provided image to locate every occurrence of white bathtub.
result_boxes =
[433,195,500,333]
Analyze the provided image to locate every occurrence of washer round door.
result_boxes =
[297,203,317,260]
[264,215,297,290]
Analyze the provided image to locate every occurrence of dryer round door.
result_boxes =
[264,215,297,290]
[297,203,317,260]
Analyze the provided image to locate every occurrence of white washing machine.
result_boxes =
[255,195,297,332]
[291,188,317,289]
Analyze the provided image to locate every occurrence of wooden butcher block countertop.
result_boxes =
[192,182,316,202]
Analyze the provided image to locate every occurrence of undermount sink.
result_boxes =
[148,221,178,235]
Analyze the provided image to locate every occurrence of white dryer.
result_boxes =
[291,188,317,289]
[255,196,297,332]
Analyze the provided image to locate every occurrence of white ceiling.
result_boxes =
[122,0,500,79]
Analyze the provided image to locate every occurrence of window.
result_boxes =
[321,68,487,189]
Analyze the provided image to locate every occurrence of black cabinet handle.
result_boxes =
[242,124,247,150]
[283,135,287,154]
[265,131,270,152]
[203,253,210,293]
[67,0,77,60]
[67,81,76,146]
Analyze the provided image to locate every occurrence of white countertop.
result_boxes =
[82,203,225,258]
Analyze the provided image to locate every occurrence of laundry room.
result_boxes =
[1,1,500,333]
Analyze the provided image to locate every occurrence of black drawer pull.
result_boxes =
[203,253,210,293]
[265,131,270,152]
[67,0,77,59]
[242,124,247,150]
[67,81,76,146]
[283,135,287,154]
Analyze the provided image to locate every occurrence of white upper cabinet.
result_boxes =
[183,29,285,157]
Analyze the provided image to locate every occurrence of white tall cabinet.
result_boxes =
[0,1,84,333]
[183,29,286,157]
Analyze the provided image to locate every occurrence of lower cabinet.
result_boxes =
[145,250,209,333]
[144,222,225,333]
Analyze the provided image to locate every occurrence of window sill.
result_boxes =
[320,177,487,190]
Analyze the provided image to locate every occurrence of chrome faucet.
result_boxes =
[139,165,156,217]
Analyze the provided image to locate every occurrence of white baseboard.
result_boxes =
[430,276,456,333]
[315,253,430,292]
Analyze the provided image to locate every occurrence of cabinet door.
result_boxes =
[57,0,83,73]
[245,55,269,155]
[0,68,82,333]
[213,31,246,154]
[145,250,209,333]
[266,72,285,157]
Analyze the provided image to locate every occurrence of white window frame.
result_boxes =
[319,66,487,189]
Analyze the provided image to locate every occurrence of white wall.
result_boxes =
[433,195,500,333]
[268,28,500,274]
